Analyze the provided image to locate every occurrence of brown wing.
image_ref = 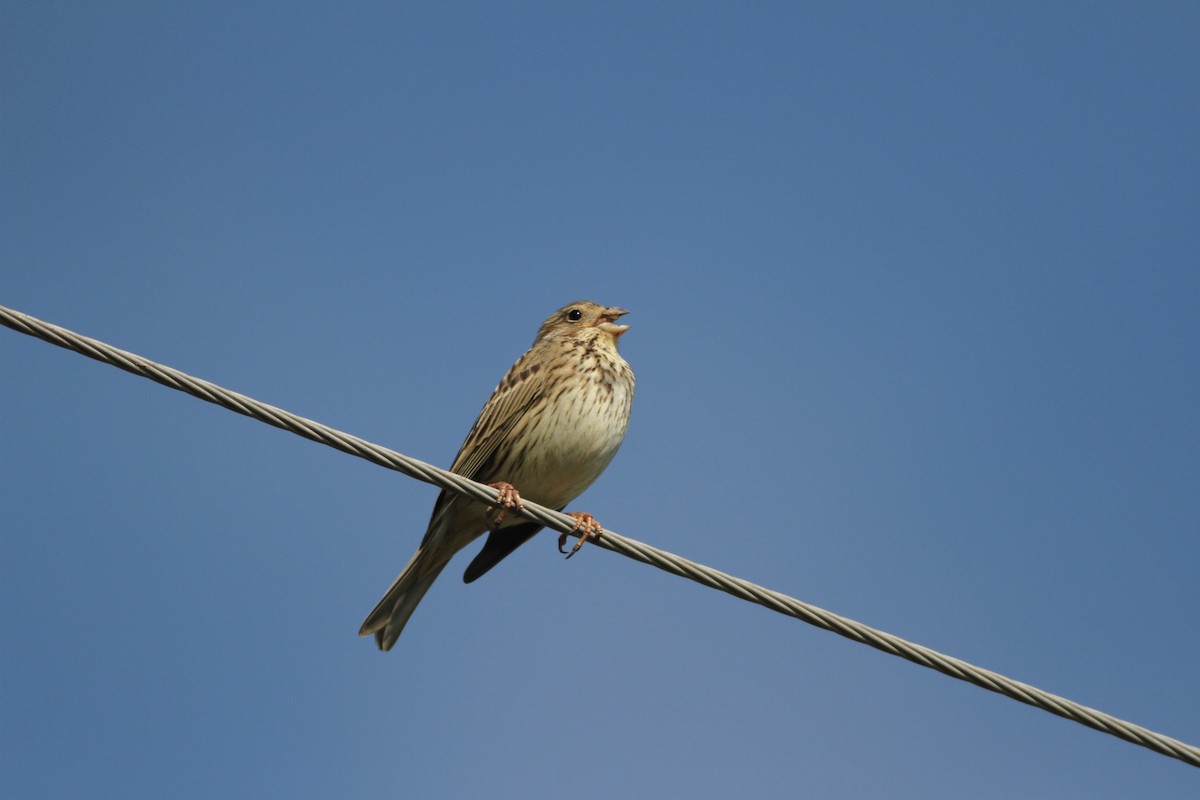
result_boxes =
[418,346,546,547]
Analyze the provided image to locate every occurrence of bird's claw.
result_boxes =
[486,482,523,529]
[559,512,602,558]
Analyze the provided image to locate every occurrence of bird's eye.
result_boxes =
[566,308,583,322]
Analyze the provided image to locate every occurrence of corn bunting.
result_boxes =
[359,300,635,650]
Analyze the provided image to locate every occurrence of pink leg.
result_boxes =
[558,512,603,558]
[485,482,523,529]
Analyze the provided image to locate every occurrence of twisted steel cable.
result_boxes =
[2,302,1197,768]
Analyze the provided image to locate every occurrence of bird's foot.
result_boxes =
[486,482,523,528]
[558,512,603,558]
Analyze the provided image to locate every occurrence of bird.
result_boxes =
[359,300,635,651]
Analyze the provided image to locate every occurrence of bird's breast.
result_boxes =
[506,354,633,510]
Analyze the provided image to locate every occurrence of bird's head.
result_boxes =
[535,301,630,346]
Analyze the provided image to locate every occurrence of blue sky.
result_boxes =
[3,3,1198,797]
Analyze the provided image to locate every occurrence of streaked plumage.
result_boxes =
[359,300,635,651]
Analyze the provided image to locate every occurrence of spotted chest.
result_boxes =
[504,341,634,509]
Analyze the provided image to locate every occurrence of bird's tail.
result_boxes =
[358,548,449,651]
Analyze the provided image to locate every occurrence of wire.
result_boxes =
[2,302,1197,768]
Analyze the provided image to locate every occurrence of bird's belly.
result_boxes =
[504,383,631,510]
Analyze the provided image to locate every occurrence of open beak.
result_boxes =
[596,307,630,337]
